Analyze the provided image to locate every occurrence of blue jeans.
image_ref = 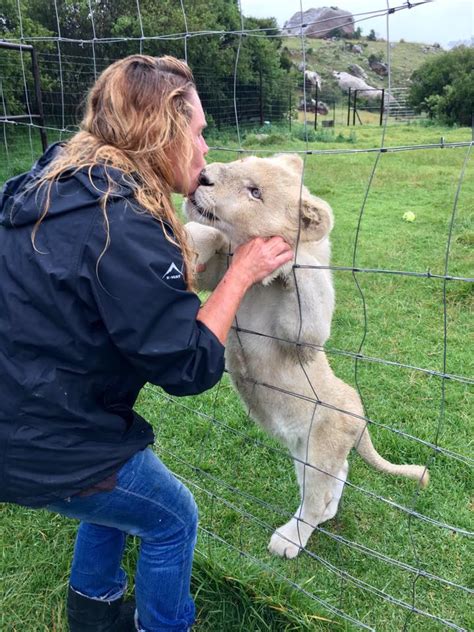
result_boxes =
[46,448,197,632]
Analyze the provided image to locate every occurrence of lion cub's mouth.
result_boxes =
[188,194,220,222]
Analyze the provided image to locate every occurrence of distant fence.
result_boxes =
[1,44,422,139]
[388,86,423,120]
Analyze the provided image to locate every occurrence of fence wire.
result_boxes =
[1,0,472,630]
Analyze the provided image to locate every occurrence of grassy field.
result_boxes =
[1,119,472,631]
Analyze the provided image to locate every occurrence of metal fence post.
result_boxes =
[314,83,318,130]
[347,87,351,126]
[31,47,48,151]
[289,85,292,133]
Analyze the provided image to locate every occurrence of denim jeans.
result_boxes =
[45,448,197,632]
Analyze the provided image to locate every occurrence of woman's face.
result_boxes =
[171,89,209,196]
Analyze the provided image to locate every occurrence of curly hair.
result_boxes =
[34,54,198,287]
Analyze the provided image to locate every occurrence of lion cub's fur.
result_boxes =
[184,154,428,559]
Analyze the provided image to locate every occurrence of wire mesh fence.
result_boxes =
[0,0,472,630]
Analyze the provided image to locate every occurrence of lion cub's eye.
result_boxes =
[249,187,262,200]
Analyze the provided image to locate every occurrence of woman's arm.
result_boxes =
[197,236,293,344]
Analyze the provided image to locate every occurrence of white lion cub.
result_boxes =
[184,153,428,559]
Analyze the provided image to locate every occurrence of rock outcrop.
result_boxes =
[369,60,388,76]
[333,71,397,105]
[332,71,381,100]
[348,63,368,80]
[283,7,354,39]
[298,98,330,114]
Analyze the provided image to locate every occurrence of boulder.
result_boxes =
[316,100,329,115]
[351,44,363,54]
[297,98,329,114]
[304,70,322,89]
[333,71,381,100]
[333,71,397,105]
[283,7,354,39]
[348,63,367,80]
[369,60,388,76]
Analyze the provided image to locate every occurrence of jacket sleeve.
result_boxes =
[81,198,225,396]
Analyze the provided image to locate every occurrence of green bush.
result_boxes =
[409,46,474,126]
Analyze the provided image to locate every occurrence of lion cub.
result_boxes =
[184,154,428,559]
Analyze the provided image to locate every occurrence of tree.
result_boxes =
[326,27,345,39]
[367,29,376,41]
[1,0,292,129]
[408,46,474,126]
[0,0,54,116]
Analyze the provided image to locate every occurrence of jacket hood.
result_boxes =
[0,142,135,228]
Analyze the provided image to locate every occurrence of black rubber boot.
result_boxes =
[67,586,136,632]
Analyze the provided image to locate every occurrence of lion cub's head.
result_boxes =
[184,153,333,247]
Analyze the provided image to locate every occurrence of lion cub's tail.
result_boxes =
[355,428,429,488]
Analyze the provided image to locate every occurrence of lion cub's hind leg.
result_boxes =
[268,422,350,559]
[320,458,348,524]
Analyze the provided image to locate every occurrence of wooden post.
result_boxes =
[259,65,264,126]
[353,90,358,126]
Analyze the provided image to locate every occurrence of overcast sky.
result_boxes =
[239,0,473,48]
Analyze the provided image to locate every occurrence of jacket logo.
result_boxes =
[163,262,183,280]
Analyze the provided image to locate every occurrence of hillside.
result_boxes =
[283,37,445,93]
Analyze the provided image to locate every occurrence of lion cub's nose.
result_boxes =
[198,170,213,186]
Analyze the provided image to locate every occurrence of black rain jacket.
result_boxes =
[0,144,225,507]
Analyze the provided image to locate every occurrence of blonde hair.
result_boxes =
[35,54,198,287]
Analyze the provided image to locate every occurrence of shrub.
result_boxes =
[409,46,474,126]
[368,52,384,64]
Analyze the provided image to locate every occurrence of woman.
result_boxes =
[0,55,293,632]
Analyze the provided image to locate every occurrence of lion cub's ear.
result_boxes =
[300,192,334,242]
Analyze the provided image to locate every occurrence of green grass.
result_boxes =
[1,121,472,631]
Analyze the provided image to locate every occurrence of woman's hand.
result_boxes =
[196,236,293,345]
[230,236,294,290]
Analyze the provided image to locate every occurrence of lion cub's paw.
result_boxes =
[268,519,310,559]
[184,221,229,266]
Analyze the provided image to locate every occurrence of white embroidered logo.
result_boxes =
[163,262,183,280]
